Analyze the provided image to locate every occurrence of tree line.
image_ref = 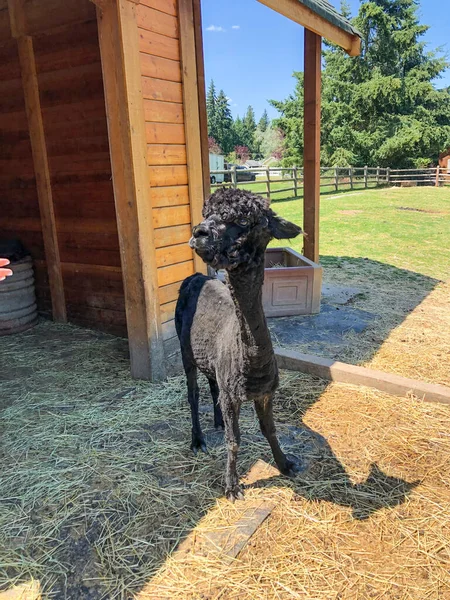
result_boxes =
[207,0,450,169]
[206,81,283,164]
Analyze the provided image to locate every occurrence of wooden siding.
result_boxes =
[138,0,197,350]
[33,9,125,334]
[0,38,50,312]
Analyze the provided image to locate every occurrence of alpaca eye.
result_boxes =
[237,218,249,227]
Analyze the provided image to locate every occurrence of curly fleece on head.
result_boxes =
[203,187,271,225]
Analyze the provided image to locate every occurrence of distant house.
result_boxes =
[439,148,450,172]
[245,159,263,168]
[262,156,279,167]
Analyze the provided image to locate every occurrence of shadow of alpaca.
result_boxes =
[245,422,418,521]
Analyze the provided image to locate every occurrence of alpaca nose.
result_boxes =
[193,223,210,238]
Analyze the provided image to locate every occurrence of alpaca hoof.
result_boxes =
[226,485,245,502]
[280,454,305,477]
[191,439,208,455]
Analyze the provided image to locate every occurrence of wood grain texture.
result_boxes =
[97,0,165,380]
[144,98,183,123]
[141,76,182,102]
[154,223,191,248]
[149,165,188,186]
[150,184,190,207]
[14,30,67,321]
[158,280,182,305]
[140,52,181,82]
[152,205,191,228]
[140,0,177,17]
[147,143,186,165]
[155,242,192,268]
[178,0,206,274]
[146,121,185,144]
[303,30,321,264]
[136,4,179,38]
[138,27,180,61]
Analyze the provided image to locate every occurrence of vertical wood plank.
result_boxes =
[8,0,67,321]
[303,29,321,264]
[97,0,165,380]
[192,0,210,204]
[178,0,207,275]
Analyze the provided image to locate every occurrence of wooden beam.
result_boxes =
[257,0,361,56]
[275,348,450,406]
[192,0,210,204]
[96,0,165,380]
[178,0,207,275]
[8,0,67,322]
[303,29,321,264]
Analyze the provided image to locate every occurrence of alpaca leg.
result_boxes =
[221,395,243,501]
[208,378,224,429]
[186,367,207,454]
[254,395,302,476]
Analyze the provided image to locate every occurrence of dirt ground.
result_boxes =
[1,322,449,599]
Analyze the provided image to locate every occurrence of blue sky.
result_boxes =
[201,0,450,122]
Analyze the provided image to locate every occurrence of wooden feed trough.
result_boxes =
[0,0,361,380]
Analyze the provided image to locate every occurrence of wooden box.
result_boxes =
[262,248,322,317]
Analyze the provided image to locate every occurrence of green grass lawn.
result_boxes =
[270,186,450,281]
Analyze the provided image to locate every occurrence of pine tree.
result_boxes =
[215,90,235,154]
[206,80,218,141]
[271,0,450,168]
[258,110,270,132]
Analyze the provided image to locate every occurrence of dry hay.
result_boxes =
[1,322,450,599]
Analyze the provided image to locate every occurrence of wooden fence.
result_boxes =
[210,165,449,202]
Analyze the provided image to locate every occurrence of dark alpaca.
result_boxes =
[175,188,303,501]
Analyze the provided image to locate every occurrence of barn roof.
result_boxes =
[298,0,361,37]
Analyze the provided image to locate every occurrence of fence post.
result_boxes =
[266,167,271,201]
[349,167,353,190]
[435,165,440,188]
[364,165,368,188]
[387,167,391,185]
[231,165,237,189]
[293,166,298,197]
[376,166,380,186]
[334,167,338,192]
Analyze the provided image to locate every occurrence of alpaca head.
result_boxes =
[189,188,302,270]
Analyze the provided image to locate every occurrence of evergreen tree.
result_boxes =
[271,0,450,168]
[232,116,247,148]
[206,80,219,141]
[215,90,235,153]
[258,109,270,132]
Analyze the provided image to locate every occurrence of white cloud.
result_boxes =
[232,25,240,29]
[206,25,226,32]
[226,96,232,102]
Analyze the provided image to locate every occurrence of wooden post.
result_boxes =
[334,166,338,191]
[96,0,165,380]
[387,167,391,185]
[349,167,353,190]
[376,166,380,186]
[179,0,207,275]
[8,0,67,322]
[266,167,271,201]
[435,165,440,187]
[192,0,210,204]
[364,165,368,188]
[231,165,237,189]
[303,29,321,264]
[293,166,298,197]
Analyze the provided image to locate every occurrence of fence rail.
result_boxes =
[209,165,449,202]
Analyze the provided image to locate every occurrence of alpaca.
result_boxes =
[175,188,303,501]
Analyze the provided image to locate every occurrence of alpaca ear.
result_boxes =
[268,214,303,239]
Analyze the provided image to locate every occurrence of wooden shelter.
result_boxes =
[0,0,361,380]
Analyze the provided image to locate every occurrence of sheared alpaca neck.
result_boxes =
[226,257,278,393]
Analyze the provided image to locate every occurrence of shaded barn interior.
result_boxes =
[0,0,202,364]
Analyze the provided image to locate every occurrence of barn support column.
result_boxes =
[8,0,67,322]
[178,0,208,274]
[96,0,166,380]
[303,29,321,264]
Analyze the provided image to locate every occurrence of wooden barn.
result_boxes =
[0,0,361,380]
